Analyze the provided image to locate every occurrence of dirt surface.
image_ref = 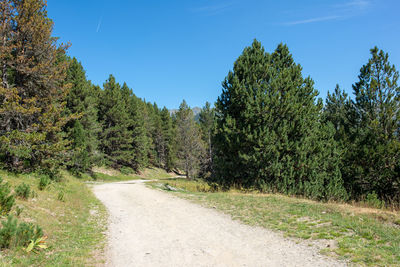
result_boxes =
[93,180,345,267]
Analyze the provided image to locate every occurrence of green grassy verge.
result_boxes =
[0,170,107,267]
[88,166,175,182]
[83,172,140,182]
[139,167,177,179]
[149,178,400,266]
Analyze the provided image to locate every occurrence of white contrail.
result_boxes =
[284,15,340,26]
[96,17,102,33]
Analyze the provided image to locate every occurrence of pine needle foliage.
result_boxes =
[175,100,205,179]
[326,47,400,203]
[0,0,73,175]
[0,177,14,215]
[98,75,134,168]
[64,57,101,174]
[213,40,347,200]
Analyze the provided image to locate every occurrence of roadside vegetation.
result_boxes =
[0,170,107,267]
[149,178,400,266]
[1,0,398,208]
[86,167,175,182]
[0,0,398,265]
[0,166,172,266]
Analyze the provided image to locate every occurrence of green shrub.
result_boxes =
[31,190,38,198]
[120,166,134,175]
[0,215,17,249]
[0,177,15,216]
[365,192,385,209]
[15,221,43,248]
[57,190,65,202]
[0,215,43,249]
[209,182,220,193]
[38,176,51,191]
[15,206,24,217]
[15,183,31,200]
[38,167,61,182]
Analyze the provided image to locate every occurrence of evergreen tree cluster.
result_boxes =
[212,41,346,200]
[67,70,183,174]
[323,47,400,203]
[0,0,72,177]
[213,40,399,204]
[0,0,188,177]
[0,0,398,205]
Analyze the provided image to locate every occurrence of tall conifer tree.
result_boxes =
[213,40,346,200]
[349,47,400,202]
[323,85,358,194]
[64,57,100,173]
[160,107,176,171]
[152,103,164,167]
[127,94,148,170]
[0,0,72,175]
[199,102,215,177]
[98,75,134,168]
[176,100,204,179]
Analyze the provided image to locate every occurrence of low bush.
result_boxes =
[38,167,61,182]
[15,221,43,248]
[0,215,43,249]
[31,190,38,198]
[15,206,24,217]
[157,178,217,193]
[15,183,31,200]
[57,190,65,202]
[120,166,134,175]
[0,215,16,249]
[365,192,385,209]
[0,178,15,216]
[38,176,51,191]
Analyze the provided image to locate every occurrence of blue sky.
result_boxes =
[47,0,400,109]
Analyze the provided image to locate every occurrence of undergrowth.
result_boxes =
[0,170,107,266]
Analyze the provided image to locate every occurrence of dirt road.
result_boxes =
[93,180,345,267]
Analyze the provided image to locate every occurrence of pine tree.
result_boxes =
[135,100,153,168]
[142,102,157,166]
[150,104,177,171]
[175,100,204,179]
[350,47,400,202]
[151,103,164,167]
[213,40,346,200]
[323,85,354,142]
[64,57,100,173]
[198,102,215,178]
[69,120,90,174]
[160,107,176,171]
[0,0,72,175]
[323,85,358,194]
[126,94,148,170]
[98,75,134,168]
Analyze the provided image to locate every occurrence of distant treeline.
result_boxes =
[0,0,398,205]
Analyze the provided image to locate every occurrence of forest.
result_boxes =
[0,0,399,207]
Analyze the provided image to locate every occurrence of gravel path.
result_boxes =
[93,180,345,267]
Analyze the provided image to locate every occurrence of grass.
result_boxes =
[138,167,176,180]
[0,170,107,267]
[149,178,400,266]
[84,172,139,182]
[87,166,175,182]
